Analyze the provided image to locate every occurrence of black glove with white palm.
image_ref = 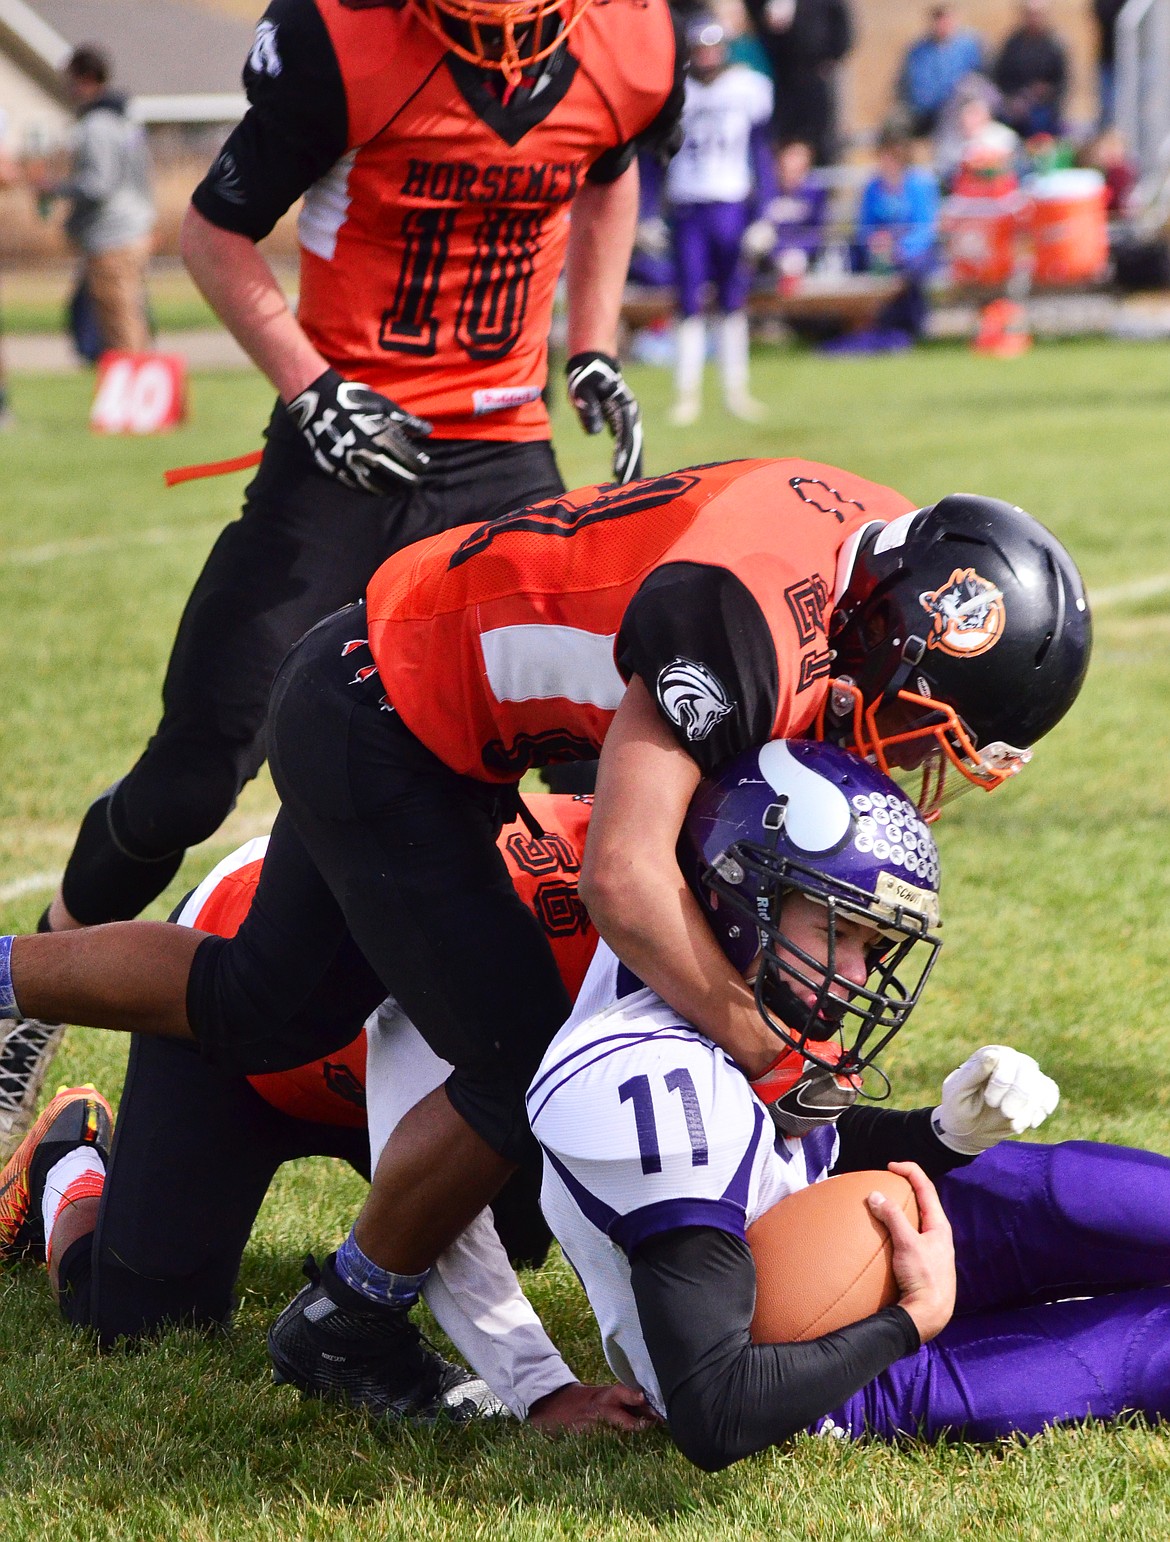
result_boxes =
[566,351,644,484]
[288,368,432,494]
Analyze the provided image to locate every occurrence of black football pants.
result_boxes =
[186,606,572,1167]
[56,1034,370,1346]
[59,408,565,924]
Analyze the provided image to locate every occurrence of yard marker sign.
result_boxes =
[91,352,188,434]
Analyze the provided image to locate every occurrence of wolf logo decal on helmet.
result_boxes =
[656,659,735,742]
[919,567,1006,657]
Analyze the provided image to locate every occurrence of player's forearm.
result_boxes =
[585,854,775,1077]
[834,1105,973,1180]
[423,1209,576,1419]
[584,677,776,1077]
[631,1228,919,1469]
[564,164,639,357]
[180,205,327,401]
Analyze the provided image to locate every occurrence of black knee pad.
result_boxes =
[60,788,186,925]
[114,737,255,858]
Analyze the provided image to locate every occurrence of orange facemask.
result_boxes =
[817,677,1031,822]
[410,0,593,86]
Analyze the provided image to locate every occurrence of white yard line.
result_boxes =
[2,522,223,567]
[0,873,58,903]
[0,813,278,910]
[1093,573,1170,609]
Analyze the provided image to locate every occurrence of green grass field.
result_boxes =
[2,343,1170,1540]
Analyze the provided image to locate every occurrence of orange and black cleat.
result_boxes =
[0,1085,112,1265]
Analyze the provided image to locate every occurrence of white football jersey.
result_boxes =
[527,941,838,1415]
[665,64,774,206]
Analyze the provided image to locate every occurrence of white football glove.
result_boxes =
[931,1044,1059,1156]
[635,216,670,258]
[741,218,778,261]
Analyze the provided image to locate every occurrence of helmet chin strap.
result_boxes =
[760,969,845,1040]
[767,1065,858,1137]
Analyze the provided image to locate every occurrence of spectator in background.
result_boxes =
[993,0,1069,140]
[1081,126,1137,214]
[897,5,985,138]
[665,13,775,424]
[828,116,939,352]
[760,138,828,283]
[1094,0,1126,128]
[743,0,852,164]
[32,46,155,355]
[934,74,1019,189]
[0,109,16,426]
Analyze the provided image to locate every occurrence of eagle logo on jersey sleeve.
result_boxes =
[919,567,1006,657]
[656,658,735,742]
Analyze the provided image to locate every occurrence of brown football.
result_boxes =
[746,1170,918,1343]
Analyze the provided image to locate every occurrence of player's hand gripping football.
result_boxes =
[566,351,644,484]
[931,1044,1060,1156]
[868,1161,956,1344]
[287,368,432,494]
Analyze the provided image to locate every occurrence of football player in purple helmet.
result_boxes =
[530,739,1170,1469]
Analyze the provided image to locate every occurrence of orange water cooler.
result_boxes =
[1028,169,1109,286]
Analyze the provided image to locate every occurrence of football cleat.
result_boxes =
[0,1019,67,1162]
[0,1084,112,1263]
[268,1254,509,1424]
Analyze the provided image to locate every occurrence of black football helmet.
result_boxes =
[823,494,1091,817]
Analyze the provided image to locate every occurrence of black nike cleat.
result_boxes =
[267,1254,508,1424]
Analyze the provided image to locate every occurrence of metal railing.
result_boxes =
[1116,0,1170,228]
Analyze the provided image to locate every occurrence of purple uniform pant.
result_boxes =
[671,201,753,317]
[820,1141,1170,1441]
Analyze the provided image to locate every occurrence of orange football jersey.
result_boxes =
[365,459,917,780]
[181,796,595,1126]
[295,0,678,439]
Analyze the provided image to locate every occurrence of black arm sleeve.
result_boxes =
[616,561,780,775]
[191,0,348,241]
[833,1104,975,1181]
[585,5,687,183]
[630,1227,919,1471]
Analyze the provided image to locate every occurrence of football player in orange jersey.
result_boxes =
[1,461,1090,1416]
[2,798,653,1431]
[22,0,684,1131]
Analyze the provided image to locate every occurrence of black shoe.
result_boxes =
[267,1254,508,1424]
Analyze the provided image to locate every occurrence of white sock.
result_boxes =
[717,311,752,399]
[41,1147,105,1243]
[674,315,706,402]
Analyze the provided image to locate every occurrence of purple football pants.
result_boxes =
[671,201,753,317]
[819,1141,1170,1441]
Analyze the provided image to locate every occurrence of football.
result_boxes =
[746,1170,919,1343]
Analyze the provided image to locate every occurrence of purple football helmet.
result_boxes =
[679,739,943,1091]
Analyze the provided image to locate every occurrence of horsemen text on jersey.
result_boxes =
[364,458,916,781]
[191,0,680,440]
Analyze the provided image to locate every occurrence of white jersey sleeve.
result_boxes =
[528,994,769,1253]
[365,1005,576,1419]
[528,951,839,1412]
